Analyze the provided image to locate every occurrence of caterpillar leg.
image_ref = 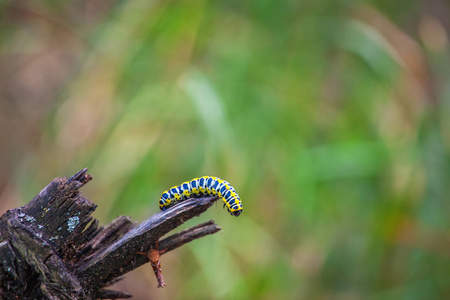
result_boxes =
[136,241,166,288]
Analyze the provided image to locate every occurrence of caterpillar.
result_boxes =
[159,176,243,217]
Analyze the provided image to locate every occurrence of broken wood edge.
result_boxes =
[76,196,221,293]
[159,220,221,254]
[95,221,222,297]
[0,168,97,299]
[93,221,222,297]
[68,168,92,186]
[0,168,225,299]
[130,220,221,271]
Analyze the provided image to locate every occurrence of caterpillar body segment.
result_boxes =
[159,176,243,217]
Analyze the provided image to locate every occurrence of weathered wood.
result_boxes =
[75,196,220,293]
[96,289,132,299]
[159,220,221,254]
[0,169,222,299]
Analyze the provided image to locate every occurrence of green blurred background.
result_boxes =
[2,0,450,299]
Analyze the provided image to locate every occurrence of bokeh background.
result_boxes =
[2,0,450,299]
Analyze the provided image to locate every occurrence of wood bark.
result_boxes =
[0,169,221,299]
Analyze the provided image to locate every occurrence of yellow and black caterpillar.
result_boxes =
[159,176,243,217]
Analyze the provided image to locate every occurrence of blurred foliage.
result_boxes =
[2,0,450,299]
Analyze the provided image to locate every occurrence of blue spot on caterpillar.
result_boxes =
[159,176,243,217]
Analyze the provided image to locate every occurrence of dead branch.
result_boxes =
[0,169,221,299]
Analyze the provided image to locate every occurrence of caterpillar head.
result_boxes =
[231,209,242,217]
[223,203,242,217]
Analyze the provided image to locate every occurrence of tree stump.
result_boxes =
[0,169,221,299]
